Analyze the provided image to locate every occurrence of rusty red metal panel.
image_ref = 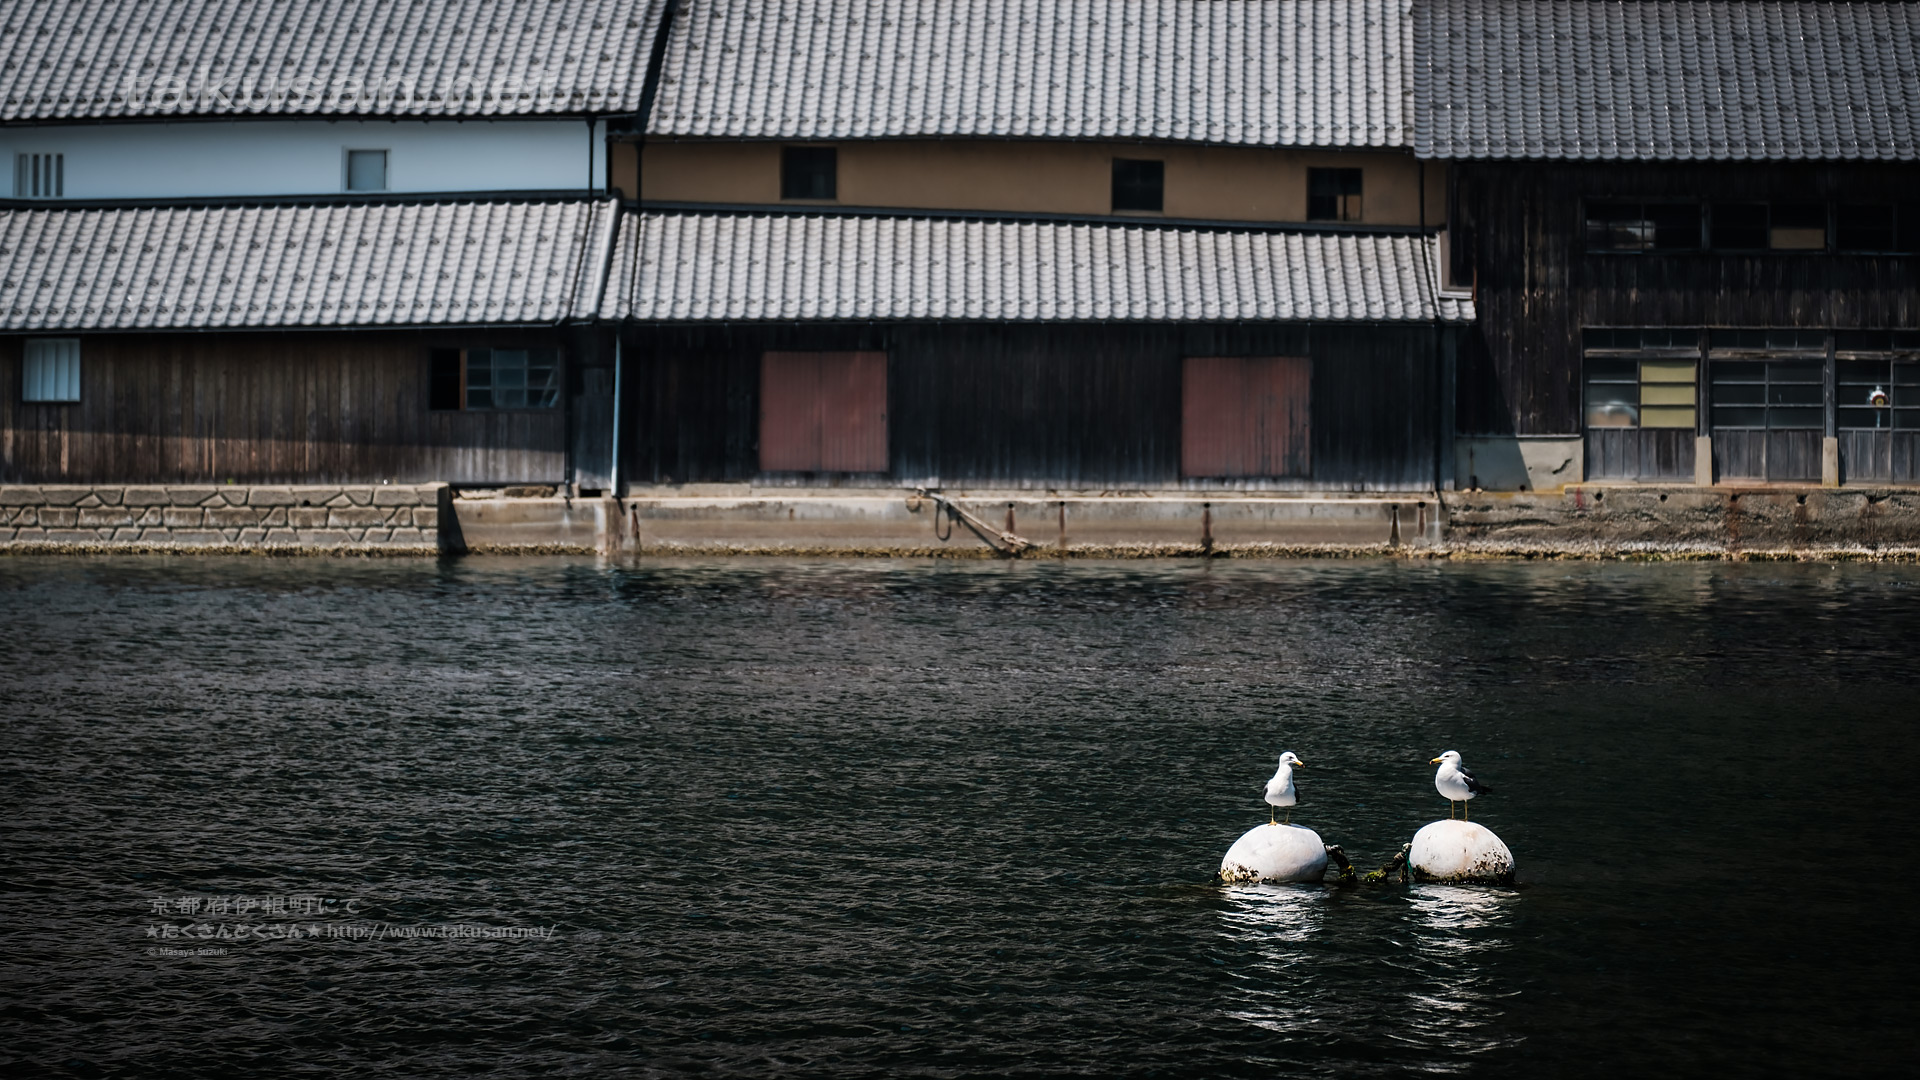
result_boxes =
[1181,356,1310,478]
[759,352,821,471]
[760,351,888,472]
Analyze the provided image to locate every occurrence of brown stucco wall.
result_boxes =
[626,139,1447,227]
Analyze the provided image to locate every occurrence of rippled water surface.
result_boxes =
[3,556,1916,1078]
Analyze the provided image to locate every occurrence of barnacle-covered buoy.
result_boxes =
[1219,823,1329,884]
[1408,820,1514,884]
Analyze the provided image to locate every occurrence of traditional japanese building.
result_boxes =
[0,0,664,489]
[603,0,1471,494]
[3,0,1916,523]
[1418,0,1919,488]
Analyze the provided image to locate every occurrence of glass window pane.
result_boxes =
[1586,358,1640,382]
[1769,361,1823,383]
[1640,406,1696,429]
[1587,383,1639,408]
[1710,330,1767,351]
[1895,409,1920,430]
[1836,204,1895,251]
[1837,407,1889,430]
[1713,383,1766,405]
[1768,407,1823,429]
[1711,204,1768,249]
[346,149,387,192]
[1713,406,1767,428]
[1587,403,1638,427]
[1710,360,1767,384]
[1768,383,1823,406]
[1837,360,1890,386]
[1648,204,1702,249]
[1836,331,1893,353]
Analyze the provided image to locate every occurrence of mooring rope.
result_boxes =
[907,488,1032,556]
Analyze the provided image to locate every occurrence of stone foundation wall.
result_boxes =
[1443,486,1920,557]
[0,484,447,553]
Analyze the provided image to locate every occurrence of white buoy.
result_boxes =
[1219,823,1330,884]
[1408,819,1515,884]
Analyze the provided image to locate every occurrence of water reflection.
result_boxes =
[1394,885,1523,1062]
[1218,885,1330,1036]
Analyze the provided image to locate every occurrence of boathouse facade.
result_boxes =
[2,0,1916,503]
[1416,0,1920,488]
[606,0,1471,492]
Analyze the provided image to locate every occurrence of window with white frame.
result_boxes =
[14,153,64,198]
[345,149,388,192]
[23,338,81,403]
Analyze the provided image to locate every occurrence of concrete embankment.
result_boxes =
[4,483,1918,558]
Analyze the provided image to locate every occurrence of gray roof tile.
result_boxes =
[606,211,1471,323]
[649,0,1414,148]
[0,1,668,121]
[0,199,617,329]
[1414,0,1920,161]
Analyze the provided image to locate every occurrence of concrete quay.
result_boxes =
[3,483,1918,559]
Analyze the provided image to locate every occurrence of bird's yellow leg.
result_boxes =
[1270,807,1276,825]
[1464,801,1470,822]
[1284,808,1291,825]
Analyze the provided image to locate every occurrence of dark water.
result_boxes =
[2,556,1916,1078]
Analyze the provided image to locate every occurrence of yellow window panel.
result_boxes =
[1640,406,1696,429]
[1641,383,1698,406]
[1640,360,1697,384]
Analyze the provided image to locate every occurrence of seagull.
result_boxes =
[1430,750,1491,820]
[1264,751,1305,825]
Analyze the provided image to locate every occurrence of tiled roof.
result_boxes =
[0,0,668,121]
[605,211,1471,323]
[1414,0,1920,161]
[649,0,1413,148]
[0,199,617,330]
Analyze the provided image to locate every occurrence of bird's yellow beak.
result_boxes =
[1429,756,1442,764]
[1293,759,1306,767]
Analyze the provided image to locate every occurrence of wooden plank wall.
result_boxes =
[624,322,1448,491]
[0,331,581,485]
[1454,162,1919,436]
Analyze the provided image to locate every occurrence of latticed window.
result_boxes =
[426,347,560,410]
[1582,329,1698,430]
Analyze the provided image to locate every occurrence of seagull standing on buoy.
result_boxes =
[1264,751,1305,825]
[1430,750,1490,820]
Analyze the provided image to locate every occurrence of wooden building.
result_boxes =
[0,0,664,489]
[1417,0,1920,488]
[599,0,1472,493]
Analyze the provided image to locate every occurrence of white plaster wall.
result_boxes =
[1,120,603,198]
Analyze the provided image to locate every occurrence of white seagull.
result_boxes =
[1264,751,1305,825]
[1430,750,1491,820]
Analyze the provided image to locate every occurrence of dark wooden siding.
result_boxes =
[1839,431,1920,484]
[1584,429,1695,481]
[0,331,583,485]
[1453,162,1919,436]
[623,322,1450,491]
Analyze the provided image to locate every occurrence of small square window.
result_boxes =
[1710,203,1769,250]
[1769,202,1827,250]
[1112,159,1164,213]
[1836,204,1897,252]
[14,153,63,198]
[1307,168,1363,222]
[462,347,560,410]
[781,147,837,200]
[346,149,388,192]
[23,338,81,403]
